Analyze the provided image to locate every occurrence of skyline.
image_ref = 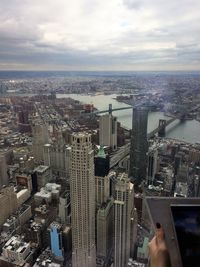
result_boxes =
[0,0,200,71]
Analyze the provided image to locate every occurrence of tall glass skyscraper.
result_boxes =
[70,133,96,267]
[129,107,148,185]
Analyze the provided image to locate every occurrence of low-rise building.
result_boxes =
[34,183,61,205]
[0,235,32,267]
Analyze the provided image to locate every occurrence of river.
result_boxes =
[57,93,200,144]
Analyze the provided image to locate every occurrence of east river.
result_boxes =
[57,94,200,144]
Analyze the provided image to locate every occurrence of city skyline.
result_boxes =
[0,0,200,71]
[0,75,200,266]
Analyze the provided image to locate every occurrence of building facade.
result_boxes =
[0,149,13,189]
[147,146,158,185]
[114,173,134,267]
[129,108,148,185]
[70,133,96,267]
[1,235,31,266]
[94,146,110,208]
[33,165,51,190]
[99,114,117,150]
[58,191,71,225]
[0,186,18,227]
[50,222,63,260]
[32,122,49,163]
[96,198,114,261]
[44,142,71,178]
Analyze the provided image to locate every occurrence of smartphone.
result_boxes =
[170,204,200,267]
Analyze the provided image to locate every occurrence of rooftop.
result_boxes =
[34,165,50,173]
[3,235,30,253]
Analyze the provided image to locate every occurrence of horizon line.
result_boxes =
[0,69,200,72]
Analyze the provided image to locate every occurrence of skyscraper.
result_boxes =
[0,153,8,188]
[0,148,13,189]
[96,198,114,262]
[94,146,110,208]
[147,146,158,185]
[99,114,117,150]
[31,121,49,163]
[0,186,18,227]
[94,146,114,264]
[114,173,134,267]
[44,142,71,178]
[70,133,96,267]
[129,107,148,185]
[50,222,63,260]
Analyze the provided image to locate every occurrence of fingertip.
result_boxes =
[156,222,161,229]
[156,225,165,242]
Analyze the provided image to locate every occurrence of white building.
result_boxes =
[114,173,135,267]
[70,132,96,267]
[34,183,61,205]
[58,191,71,225]
[99,114,117,150]
[16,188,31,207]
[1,235,31,264]
[44,143,71,178]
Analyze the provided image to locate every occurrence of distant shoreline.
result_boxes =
[1,70,200,80]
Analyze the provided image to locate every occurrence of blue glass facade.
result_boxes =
[50,225,63,258]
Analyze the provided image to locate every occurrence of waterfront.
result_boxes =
[57,93,200,144]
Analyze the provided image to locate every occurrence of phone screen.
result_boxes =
[171,205,200,267]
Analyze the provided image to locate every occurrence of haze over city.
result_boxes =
[0,0,200,70]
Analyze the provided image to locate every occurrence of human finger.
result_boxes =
[155,222,165,244]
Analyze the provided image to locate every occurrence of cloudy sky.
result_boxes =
[0,0,200,70]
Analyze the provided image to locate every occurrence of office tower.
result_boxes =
[18,110,29,124]
[99,114,117,150]
[193,175,200,197]
[188,148,200,164]
[50,222,63,260]
[94,146,110,208]
[174,153,182,176]
[70,133,96,267]
[147,146,158,185]
[96,198,114,262]
[171,144,179,161]
[0,154,8,188]
[58,191,71,225]
[18,110,31,133]
[32,122,49,163]
[62,225,72,254]
[114,173,134,267]
[0,186,18,227]
[0,148,13,188]
[44,142,71,178]
[33,165,51,190]
[95,146,114,263]
[129,107,148,185]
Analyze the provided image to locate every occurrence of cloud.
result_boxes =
[123,0,142,9]
[0,0,200,70]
